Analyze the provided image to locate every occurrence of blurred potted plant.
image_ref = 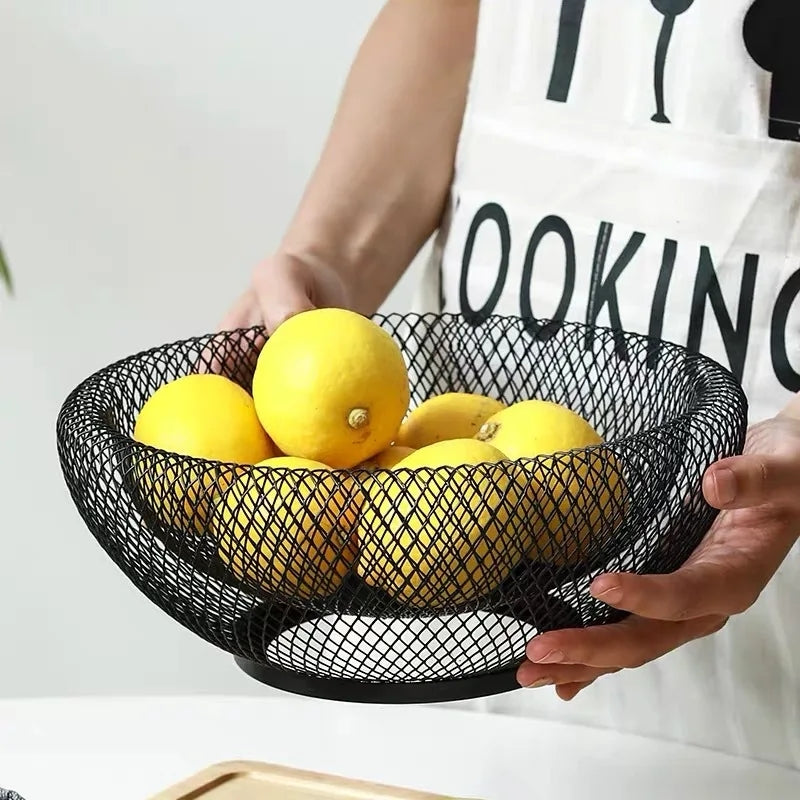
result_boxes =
[0,242,11,294]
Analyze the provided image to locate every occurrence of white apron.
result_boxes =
[416,0,800,769]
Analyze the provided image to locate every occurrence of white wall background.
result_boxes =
[0,0,425,697]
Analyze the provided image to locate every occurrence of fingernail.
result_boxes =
[713,467,737,506]
[533,649,565,664]
[597,587,622,603]
[591,580,623,604]
[525,678,554,689]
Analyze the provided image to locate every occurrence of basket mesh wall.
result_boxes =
[56,314,747,690]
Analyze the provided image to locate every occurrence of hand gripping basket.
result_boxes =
[56,314,747,703]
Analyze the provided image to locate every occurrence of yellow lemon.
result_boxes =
[391,438,506,470]
[252,308,410,469]
[358,445,416,470]
[474,399,625,567]
[528,450,628,567]
[396,392,506,449]
[213,456,359,600]
[357,439,530,607]
[133,374,274,534]
[475,399,603,458]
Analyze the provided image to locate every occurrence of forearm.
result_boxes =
[279,0,478,314]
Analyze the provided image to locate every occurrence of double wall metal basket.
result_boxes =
[56,313,748,703]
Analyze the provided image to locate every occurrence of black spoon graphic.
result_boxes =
[650,0,695,123]
[547,0,588,103]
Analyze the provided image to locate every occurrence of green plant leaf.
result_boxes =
[0,241,12,295]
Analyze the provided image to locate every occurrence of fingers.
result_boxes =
[556,680,595,701]
[200,289,264,378]
[517,660,618,688]
[588,566,754,620]
[591,570,708,620]
[251,259,316,334]
[222,252,350,338]
[217,288,261,332]
[526,614,727,669]
[703,454,800,510]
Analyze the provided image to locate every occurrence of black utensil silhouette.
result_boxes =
[547,0,588,102]
[650,0,696,123]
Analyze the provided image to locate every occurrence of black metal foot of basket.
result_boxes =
[230,572,587,703]
[233,656,523,704]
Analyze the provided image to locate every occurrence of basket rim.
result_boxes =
[56,312,749,480]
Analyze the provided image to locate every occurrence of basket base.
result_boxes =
[234,657,522,704]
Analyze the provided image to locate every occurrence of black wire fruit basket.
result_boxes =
[56,313,748,703]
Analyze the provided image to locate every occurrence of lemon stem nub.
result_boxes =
[476,421,499,441]
[348,408,370,430]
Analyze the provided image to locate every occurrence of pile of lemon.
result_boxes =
[133,309,624,608]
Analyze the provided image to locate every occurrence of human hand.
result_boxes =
[517,393,800,699]
[204,252,350,379]
[219,251,350,335]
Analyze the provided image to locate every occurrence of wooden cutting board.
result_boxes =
[149,760,479,799]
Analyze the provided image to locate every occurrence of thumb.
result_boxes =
[252,266,315,334]
[703,453,800,509]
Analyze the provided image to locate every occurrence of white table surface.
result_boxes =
[0,695,798,800]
